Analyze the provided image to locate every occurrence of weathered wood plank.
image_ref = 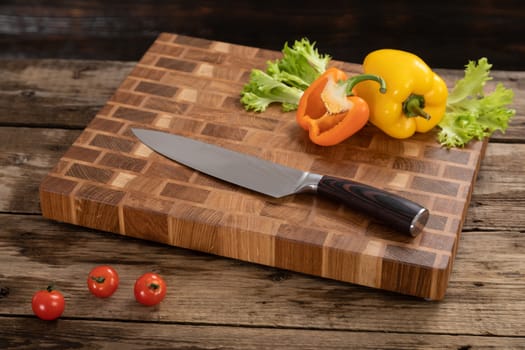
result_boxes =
[464,143,525,230]
[0,318,524,350]
[0,127,80,213]
[0,59,133,128]
[0,214,523,337]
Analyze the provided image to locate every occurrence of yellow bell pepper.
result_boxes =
[354,49,448,139]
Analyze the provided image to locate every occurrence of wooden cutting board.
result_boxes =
[39,33,487,300]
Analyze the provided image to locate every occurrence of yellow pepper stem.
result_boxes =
[403,94,432,120]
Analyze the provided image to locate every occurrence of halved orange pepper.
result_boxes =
[296,67,386,146]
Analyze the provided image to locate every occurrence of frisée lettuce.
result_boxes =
[241,38,330,112]
[437,58,515,148]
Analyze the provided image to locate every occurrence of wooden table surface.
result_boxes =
[0,58,524,349]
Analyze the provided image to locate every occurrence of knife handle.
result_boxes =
[317,175,429,237]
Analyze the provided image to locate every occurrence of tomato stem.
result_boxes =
[148,283,160,290]
[91,276,106,284]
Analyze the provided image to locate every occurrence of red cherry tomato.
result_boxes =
[134,272,167,306]
[32,286,65,321]
[87,265,119,298]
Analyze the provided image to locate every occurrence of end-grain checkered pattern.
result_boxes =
[39,33,487,299]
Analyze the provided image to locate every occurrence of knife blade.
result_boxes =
[132,128,429,236]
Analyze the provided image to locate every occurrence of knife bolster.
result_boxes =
[294,172,323,194]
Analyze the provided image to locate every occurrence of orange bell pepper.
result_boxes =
[296,67,386,146]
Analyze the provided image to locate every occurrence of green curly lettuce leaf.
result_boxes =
[266,60,311,91]
[240,38,330,112]
[437,58,516,148]
[240,69,303,112]
[275,38,330,86]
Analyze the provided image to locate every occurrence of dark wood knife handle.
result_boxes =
[317,175,429,236]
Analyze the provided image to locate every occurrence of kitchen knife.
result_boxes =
[132,128,429,236]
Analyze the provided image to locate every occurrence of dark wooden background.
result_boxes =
[1,0,524,70]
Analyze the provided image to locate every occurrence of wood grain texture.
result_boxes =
[2,317,525,349]
[0,59,134,128]
[37,33,488,300]
[0,58,524,348]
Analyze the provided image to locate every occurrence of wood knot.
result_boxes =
[9,153,30,165]
[72,65,94,79]
[21,90,35,98]
[268,271,292,282]
[0,286,10,298]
